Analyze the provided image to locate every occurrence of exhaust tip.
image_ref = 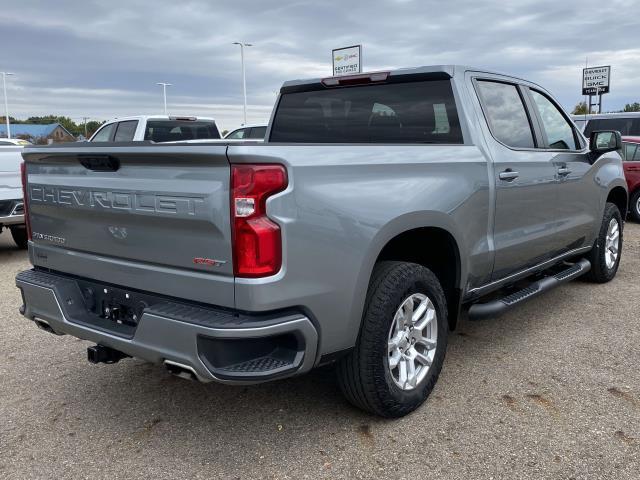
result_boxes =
[164,360,200,381]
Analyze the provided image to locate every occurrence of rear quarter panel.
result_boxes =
[228,144,491,355]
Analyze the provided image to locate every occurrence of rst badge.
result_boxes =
[193,257,226,267]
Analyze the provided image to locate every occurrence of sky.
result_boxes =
[2,0,639,132]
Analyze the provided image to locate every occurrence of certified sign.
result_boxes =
[332,45,362,76]
[582,66,611,95]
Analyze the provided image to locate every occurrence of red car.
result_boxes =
[623,136,640,221]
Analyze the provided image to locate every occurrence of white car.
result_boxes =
[225,124,267,140]
[89,115,222,143]
[0,143,27,248]
[0,138,32,146]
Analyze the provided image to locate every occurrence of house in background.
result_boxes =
[0,123,76,144]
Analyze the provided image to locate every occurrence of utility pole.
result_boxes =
[1,72,14,139]
[233,42,253,125]
[82,116,89,138]
[156,82,172,115]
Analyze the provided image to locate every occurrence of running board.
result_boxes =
[467,259,591,321]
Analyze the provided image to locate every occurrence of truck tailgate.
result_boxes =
[22,144,235,307]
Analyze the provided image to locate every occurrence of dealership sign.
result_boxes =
[332,45,362,76]
[582,66,611,95]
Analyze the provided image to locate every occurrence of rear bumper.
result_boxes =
[15,269,318,384]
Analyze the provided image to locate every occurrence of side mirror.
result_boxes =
[590,130,622,154]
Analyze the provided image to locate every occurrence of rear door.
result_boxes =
[474,78,561,280]
[23,144,234,307]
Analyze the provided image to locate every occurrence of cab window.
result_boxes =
[530,90,578,150]
[227,128,248,139]
[91,123,116,142]
[113,120,138,142]
[248,126,267,139]
[476,80,535,149]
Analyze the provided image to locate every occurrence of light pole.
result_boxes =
[1,72,14,139]
[233,42,252,125]
[156,82,172,115]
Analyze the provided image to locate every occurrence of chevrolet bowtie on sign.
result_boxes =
[332,45,362,76]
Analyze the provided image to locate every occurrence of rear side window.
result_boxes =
[227,128,248,139]
[270,80,463,144]
[248,126,267,139]
[144,120,220,142]
[476,81,535,149]
[91,123,116,142]
[113,120,138,142]
[623,143,638,161]
[530,90,577,150]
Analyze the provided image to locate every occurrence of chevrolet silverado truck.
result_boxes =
[16,66,628,417]
[1,144,27,248]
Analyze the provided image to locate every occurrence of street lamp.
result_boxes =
[232,42,253,125]
[1,72,14,139]
[156,82,172,115]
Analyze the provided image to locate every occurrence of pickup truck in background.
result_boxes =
[89,115,221,143]
[16,65,628,417]
[0,144,27,248]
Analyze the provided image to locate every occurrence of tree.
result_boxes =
[623,102,640,112]
[572,101,588,115]
[85,120,105,138]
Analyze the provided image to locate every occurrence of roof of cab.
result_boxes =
[280,65,543,92]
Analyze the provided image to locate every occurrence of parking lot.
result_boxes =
[0,224,638,479]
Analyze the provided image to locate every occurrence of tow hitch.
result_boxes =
[87,344,129,364]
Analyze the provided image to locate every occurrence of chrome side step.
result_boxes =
[468,259,591,321]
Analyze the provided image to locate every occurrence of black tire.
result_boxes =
[10,226,28,249]
[630,190,640,222]
[337,261,448,418]
[584,202,622,283]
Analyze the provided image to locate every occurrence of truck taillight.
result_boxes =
[231,164,287,278]
[20,162,32,241]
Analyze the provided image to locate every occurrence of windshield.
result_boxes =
[144,120,220,142]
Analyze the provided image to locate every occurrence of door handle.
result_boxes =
[499,169,519,181]
[557,167,572,176]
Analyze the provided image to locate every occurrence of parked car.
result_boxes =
[0,138,32,146]
[225,124,267,140]
[0,144,27,248]
[572,112,640,137]
[16,65,627,417]
[89,115,221,142]
[622,136,640,221]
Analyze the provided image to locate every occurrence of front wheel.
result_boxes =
[584,202,622,283]
[337,261,448,417]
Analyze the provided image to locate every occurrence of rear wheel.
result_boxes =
[630,190,640,222]
[10,226,28,249]
[337,261,448,417]
[584,202,622,283]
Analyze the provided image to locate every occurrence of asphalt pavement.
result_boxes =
[1,224,639,479]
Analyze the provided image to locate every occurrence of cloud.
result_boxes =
[1,0,638,130]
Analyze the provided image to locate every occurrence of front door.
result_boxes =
[526,88,599,253]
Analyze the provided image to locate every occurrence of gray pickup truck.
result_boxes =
[16,65,628,417]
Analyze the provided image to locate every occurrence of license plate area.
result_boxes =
[73,279,161,337]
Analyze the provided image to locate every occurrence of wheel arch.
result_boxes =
[607,185,628,220]
[350,213,466,338]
